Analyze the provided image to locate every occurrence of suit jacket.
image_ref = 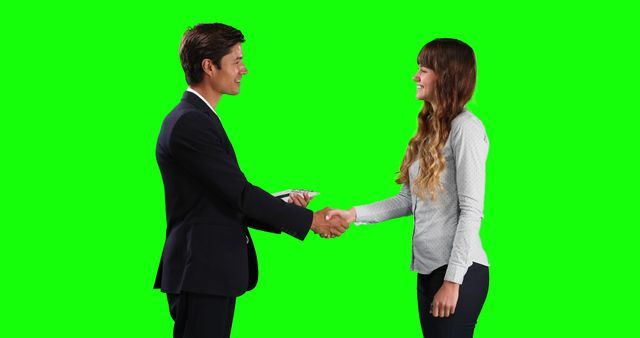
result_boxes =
[154,91,313,297]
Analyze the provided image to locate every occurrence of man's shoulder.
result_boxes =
[163,98,216,130]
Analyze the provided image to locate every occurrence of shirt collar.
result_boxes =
[186,87,219,117]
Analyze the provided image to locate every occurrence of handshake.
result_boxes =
[287,192,356,239]
[310,207,356,239]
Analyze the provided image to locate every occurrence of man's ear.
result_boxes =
[201,59,217,79]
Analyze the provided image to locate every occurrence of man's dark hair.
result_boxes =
[179,23,245,85]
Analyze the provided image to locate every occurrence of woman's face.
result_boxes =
[413,65,436,103]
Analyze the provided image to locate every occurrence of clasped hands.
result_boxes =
[287,193,356,239]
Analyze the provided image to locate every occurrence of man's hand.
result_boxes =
[287,192,312,208]
[311,208,349,238]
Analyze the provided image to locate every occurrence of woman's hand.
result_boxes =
[287,192,312,208]
[431,281,460,317]
[326,208,357,223]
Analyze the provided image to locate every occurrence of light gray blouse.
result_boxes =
[354,109,489,284]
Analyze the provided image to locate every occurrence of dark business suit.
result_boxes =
[154,91,313,337]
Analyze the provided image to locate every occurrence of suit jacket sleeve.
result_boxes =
[170,111,312,240]
[245,217,282,234]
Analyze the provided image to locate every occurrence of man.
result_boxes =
[154,23,349,338]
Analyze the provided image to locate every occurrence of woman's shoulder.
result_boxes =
[451,109,488,142]
[452,109,484,129]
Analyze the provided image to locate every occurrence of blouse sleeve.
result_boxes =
[353,183,413,224]
[444,116,489,284]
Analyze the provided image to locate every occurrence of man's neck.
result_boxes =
[189,84,222,109]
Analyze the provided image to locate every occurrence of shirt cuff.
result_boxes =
[444,264,468,284]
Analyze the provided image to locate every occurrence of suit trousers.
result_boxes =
[167,292,236,338]
[417,263,489,338]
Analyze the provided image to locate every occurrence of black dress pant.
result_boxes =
[167,292,236,338]
[417,263,489,338]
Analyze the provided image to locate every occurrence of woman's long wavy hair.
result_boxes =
[396,38,477,200]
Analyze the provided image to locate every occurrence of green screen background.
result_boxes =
[1,1,638,337]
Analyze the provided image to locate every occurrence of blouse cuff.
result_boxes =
[353,205,371,225]
[444,264,468,284]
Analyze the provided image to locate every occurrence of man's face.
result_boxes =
[211,43,248,95]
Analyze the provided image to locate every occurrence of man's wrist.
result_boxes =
[311,211,325,231]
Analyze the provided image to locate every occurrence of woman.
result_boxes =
[328,38,489,337]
